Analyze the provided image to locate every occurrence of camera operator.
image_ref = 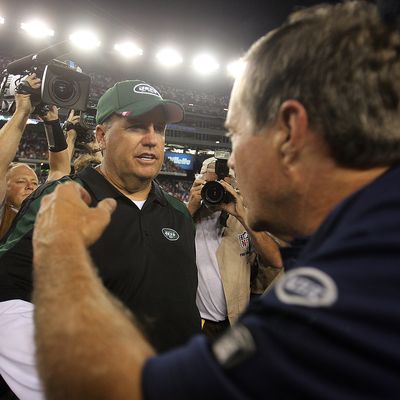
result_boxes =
[188,156,283,339]
[0,74,41,240]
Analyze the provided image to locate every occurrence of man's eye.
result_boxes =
[127,125,145,130]
[155,125,166,133]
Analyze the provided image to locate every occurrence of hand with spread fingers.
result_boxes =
[67,109,81,128]
[33,182,117,260]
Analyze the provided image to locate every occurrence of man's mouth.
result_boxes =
[136,153,157,161]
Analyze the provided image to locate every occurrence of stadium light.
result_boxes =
[20,19,54,38]
[227,58,245,79]
[156,48,183,67]
[192,54,219,75]
[69,30,101,50]
[0,17,5,24]
[114,41,143,58]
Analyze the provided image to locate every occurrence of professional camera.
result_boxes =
[0,41,90,115]
[201,150,234,206]
[76,105,97,144]
[63,99,97,144]
[79,100,97,131]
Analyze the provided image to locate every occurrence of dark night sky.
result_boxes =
[0,0,340,90]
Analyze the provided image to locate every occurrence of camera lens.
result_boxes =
[201,181,226,205]
[52,79,77,101]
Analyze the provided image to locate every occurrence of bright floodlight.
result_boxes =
[192,54,219,75]
[156,48,182,67]
[114,41,143,58]
[20,19,54,38]
[227,58,245,79]
[0,17,5,24]
[69,30,101,50]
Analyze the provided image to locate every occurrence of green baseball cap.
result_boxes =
[96,80,184,124]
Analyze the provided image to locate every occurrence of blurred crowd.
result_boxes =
[156,176,192,203]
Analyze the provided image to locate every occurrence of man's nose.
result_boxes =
[228,153,235,171]
[142,125,159,147]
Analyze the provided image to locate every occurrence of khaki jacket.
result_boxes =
[216,215,282,324]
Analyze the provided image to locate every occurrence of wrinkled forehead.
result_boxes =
[226,74,253,133]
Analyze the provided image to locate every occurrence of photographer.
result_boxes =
[63,109,104,173]
[188,157,283,339]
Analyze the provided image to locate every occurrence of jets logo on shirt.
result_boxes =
[162,228,180,241]
[275,267,338,307]
[238,231,249,249]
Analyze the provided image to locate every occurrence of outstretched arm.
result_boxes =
[33,183,154,400]
[41,106,70,181]
[0,74,41,201]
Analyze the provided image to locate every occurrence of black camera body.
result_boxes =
[201,151,234,206]
[79,102,97,131]
[0,42,91,115]
[64,100,97,144]
[41,62,90,111]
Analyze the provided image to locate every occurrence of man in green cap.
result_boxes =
[0,80,201,399]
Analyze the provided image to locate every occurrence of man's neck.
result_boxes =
[97,166,152,201]
[298,164,389,236]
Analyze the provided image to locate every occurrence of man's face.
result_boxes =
[97,106,166,187]
[226,77,292,234]
[6,165,39,209]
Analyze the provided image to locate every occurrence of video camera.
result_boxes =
[0,41,91,116]
[201,150,234,206]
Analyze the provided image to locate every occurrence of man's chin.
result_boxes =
[247,212,291,237]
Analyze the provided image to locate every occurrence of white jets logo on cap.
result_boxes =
[133,83,161,98]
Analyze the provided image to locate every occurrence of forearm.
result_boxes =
[237,217,283,268]
[33,238,154,400]
[0,110,29,176]
[66,130,77,162]
[187,202,198,216]
[47,149,71,181]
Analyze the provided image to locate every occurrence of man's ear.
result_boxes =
[95,125,107,149]
[276,100,309,165]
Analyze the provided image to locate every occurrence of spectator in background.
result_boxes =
[187,157,283,339]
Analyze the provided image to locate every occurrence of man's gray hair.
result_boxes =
[241,1,400,168]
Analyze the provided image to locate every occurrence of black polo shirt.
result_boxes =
[0,167,201,352]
